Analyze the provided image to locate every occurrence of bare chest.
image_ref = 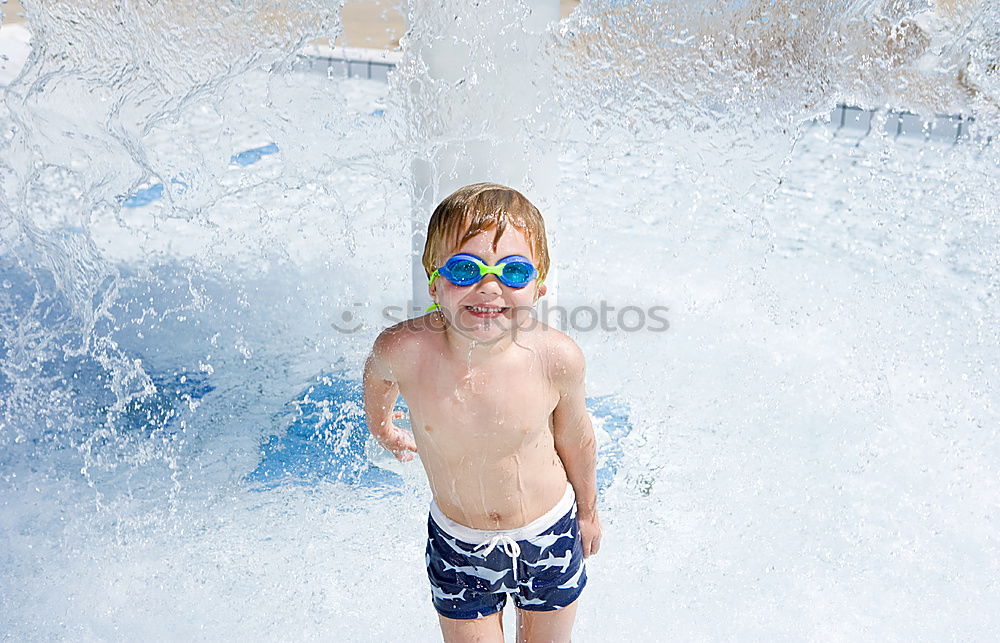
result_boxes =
[401,356,558,444]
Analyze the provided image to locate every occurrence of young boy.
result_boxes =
[363,182,600,643]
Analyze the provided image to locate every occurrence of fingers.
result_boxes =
[391,442,418,462]
[578,518,602,558]
[383,424,418,462]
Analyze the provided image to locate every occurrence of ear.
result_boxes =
[534,283,547,301]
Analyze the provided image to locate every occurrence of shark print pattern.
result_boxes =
[440,533,488,559]
[431,585,468,602]
[525,526,574,555]
[425,502,587,619]
[517,595,548,606]
[440,559,514,585]
[523,551,573,574]
[556,561,585,590]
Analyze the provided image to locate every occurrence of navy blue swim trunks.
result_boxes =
[425,484,587,620]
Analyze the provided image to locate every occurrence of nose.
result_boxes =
[477,274,503,296]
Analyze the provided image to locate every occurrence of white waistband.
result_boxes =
[430,483,576,545]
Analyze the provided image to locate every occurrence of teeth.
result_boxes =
[468,306,504,313]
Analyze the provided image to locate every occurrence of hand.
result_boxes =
[578,513,602,558]
[376,421,418,462]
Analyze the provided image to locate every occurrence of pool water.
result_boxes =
[1,2,998,639]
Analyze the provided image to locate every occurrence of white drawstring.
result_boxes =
[474,534,521,584]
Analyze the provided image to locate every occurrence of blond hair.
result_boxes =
[421,183,550,283]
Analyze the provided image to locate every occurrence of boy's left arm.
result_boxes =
[551,339,602,558]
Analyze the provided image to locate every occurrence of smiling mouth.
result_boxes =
[465,305,509,318]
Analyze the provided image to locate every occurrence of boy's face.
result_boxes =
[429,226,547,344]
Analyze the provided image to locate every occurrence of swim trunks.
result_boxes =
[425,483,587,620]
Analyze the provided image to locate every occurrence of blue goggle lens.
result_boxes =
[443,258,481,285]
[500,261,534,287]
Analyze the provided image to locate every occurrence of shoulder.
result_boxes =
[373,313,442,354]
[531,324,586,389]
[370,313,443,378]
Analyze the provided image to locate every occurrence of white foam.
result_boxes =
[0,22,30,86]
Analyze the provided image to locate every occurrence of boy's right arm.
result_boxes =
[363,330,418,462]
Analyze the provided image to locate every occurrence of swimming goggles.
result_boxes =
[428,253,539,289]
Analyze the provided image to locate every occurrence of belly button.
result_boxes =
[487,511,502,523]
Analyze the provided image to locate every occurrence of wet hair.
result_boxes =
[421,182,551,283]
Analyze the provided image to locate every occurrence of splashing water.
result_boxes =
[1,0,998,639]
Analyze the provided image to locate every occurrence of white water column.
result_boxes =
[407,0,561,312]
